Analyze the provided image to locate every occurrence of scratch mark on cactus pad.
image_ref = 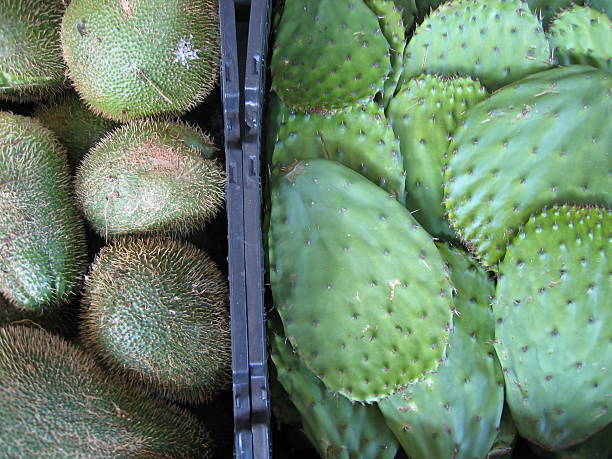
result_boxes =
[388,279,401,300]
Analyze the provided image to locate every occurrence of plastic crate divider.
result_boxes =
[244,0,273,457]
[220,1,253,457]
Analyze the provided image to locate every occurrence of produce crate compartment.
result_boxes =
[1,0,247,457]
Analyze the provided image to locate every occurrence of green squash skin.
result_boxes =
[0,112,87,312]
[0,325,213,457]
[80,237,232,404]
[75,120,225,238]
[0,0,67,101]
[60,0,220,121]
[34,92,118,170]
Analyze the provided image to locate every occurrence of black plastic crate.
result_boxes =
[225,0,274,457]
[219,1,253,458]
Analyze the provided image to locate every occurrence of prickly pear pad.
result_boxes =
[400,0,552,91]
[527,0,584,28]
[493,205,611,450]
[552,423,612,459]
[363,0,407,106]
[269,159,454,402]
[379,244,504,459]
[391,0,418,30]
[549,6,612,73]
[269,314,399,458]
[588,0,611,18]
[387,74,488,239]
[270,0,392,111]
[488,407,518,457]
[272,100,406,203]
[444,66,611,268]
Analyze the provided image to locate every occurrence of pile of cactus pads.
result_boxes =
[265,0,610,457]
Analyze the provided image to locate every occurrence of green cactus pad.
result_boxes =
[553,423,612,459]
[549,6,612,73]
[0,0,67,101]
[493,205,611,451]
[587,0,611,18]
[264,92,288,165]
[0,112,87,311]
[269,314,399,458]
[271,100,406,202]
[364,0,408,106]
[379,243,504,459]
[34,92,118,170]
[389,0,418,30]
[387,74,488,239]
[270,0,392,111]
[488,407,519,457]
[415,0,446,21]
[269,159,454,402]
[528,0,585,28]
[269,364,302,427]
[444,66,611,268]
[400,0,552,91]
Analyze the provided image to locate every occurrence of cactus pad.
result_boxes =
[549,6,612,73]
[269,159,454,402]
[444,66,611,268]
[387,74,488,239]
[553,423,612,459]
[270,0,392,111]
[527,0,585,28]
[488,407,519,457]
[587,0,611,18]
[364,0,408,106]
[272,100,406,202]
[379,243,504,459]
[493,205,611,450]
[269,314,399,458]
[401,0,552,91]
